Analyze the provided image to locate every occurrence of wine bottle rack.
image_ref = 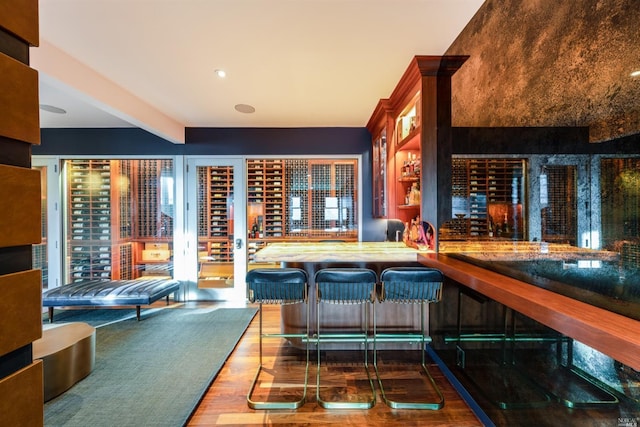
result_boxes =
[197,165,234,263]
[247,159,286,238]
[67,159,123,282]
[65,159,176,283]
[448,157,526,239]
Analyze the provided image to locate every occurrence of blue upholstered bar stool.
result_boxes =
[246,268,309,409]
[374,266,445,410]
[314,268,377,409]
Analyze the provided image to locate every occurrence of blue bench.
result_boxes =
[42,278,181,322]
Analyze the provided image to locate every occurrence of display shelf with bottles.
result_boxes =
[129,159,174,278]
[66,159,133,282]
[197,165,234,262]
[196,165,234,288]
[247,158,286,241]
[391,92,422,224]
[444,157,526,240]
[66,159,177,282]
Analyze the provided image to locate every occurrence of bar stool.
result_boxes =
[246,268,309,409]
[314,267,377,409]
[374,266,445,410]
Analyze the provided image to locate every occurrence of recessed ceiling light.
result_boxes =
[630,70,640,77]
[39,104,67,114]
[235,104,255,114]
[214,69,226,78]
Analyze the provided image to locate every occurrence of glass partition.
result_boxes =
[63,159,175,284]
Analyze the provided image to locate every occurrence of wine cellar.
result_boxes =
[443,157,527,240]
[65,159,174,284]
[194,158,358,287]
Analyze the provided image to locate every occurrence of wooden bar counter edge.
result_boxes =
[418,252,640,372]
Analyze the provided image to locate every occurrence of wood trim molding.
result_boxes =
[419,253,640,371]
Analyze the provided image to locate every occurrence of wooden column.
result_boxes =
[0,1,44,425]
[415,56,468,248]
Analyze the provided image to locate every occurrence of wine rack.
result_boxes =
[65,159,176,283]
[445,157,526,239]
[247,159,286,238]
[197,165,234,261]
[66,159,132,282]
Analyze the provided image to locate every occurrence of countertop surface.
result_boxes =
[438,241,620,262]
[253,241,428,263]
[254,240,619,263]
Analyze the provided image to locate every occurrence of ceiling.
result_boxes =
[33,0,485,143]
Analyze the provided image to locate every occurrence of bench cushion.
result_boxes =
[42,279,181,307]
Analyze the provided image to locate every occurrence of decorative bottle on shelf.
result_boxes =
[409,182,420,205]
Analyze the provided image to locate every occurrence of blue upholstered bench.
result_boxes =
[42,278,181,322]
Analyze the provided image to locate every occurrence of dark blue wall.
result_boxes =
[35,127,388,241]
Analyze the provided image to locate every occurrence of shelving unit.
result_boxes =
[66,159,133,282]
[197,165,234,287]
[367,56,468,243]
[446,157,526,240]
[65,159,175,283]
[247,159,286,239]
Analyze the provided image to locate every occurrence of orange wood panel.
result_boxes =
[0,164,41,247]
[419,253,640,371]
[0,0,38,46]
[0,52,40,145]
[0,361,43,425]
[0,270,42,357]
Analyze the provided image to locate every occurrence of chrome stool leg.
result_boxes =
[374,267,445,410]
[315,268,377,409]
[246,268,309,410]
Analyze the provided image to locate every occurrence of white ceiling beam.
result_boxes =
[30,40,185,144]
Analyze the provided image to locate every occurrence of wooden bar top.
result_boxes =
[253,241,430,263]
[419,252,640,371]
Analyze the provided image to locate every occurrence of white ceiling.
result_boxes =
[34,0,485,143]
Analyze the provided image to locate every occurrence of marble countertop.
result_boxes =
[439,241,620,262]
[253,241,428,263]
[254,240,620,263]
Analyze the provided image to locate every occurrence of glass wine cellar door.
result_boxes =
[186,158,246,301]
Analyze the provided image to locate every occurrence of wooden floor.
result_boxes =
[187,303,482,426]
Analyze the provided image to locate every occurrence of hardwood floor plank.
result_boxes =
[187,303,482,426]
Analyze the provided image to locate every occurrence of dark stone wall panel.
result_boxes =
[446,0,640,143]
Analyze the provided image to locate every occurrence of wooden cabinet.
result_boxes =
[367,55,468,243]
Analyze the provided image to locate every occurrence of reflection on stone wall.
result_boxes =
[445,0,640,143]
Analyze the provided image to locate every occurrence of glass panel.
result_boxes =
[196,165,235,288]
[63,159,174,283]
[442,158,527,241]
[33,166,49,289]
[541,165,578,245]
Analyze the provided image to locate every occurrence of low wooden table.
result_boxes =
[33,322,96,401]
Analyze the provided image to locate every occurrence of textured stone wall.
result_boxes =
[446,0,640,143]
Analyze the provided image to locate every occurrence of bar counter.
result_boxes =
[253,242,431,342]
[254,241,640,371]
[253,241,428,264]
[419,251,640,372]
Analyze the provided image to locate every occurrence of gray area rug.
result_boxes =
[44,306,257,426]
